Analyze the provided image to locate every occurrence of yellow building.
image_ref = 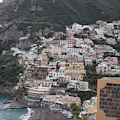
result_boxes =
[65,62,86,81]
[96,77,120,120]
[58,75,71,83]
[41,56,49,66]
[65,62,84,69]
[25,78,57,87]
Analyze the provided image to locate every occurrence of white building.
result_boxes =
[81,44,89,52]
[84,38,94,45]
[28,83,51,96]
[72,23,82,31]
[111,65,120,75]
[60,40,67,46]
[67,81,89,91]
[96,55,103,63]
[59,67,67,76]
[84,57,93,66]
[77,55,84,62]
[62,47,69,54]
[46,70,59,80]
[106,23,114,29]
[58,75,71,83]
[83,97,97,110]
[106,38,116,45]
[81,25,93,31]
[94,28,104,36]
[95,45,115,53]
[67,48,82,56]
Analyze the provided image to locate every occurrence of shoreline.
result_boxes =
[0,93,74,120]
[0,94,29,120]
[1,97,73,120]
[19,108,34,120]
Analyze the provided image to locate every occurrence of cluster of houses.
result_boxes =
[10,20,120,119]
[96,56,120,75]
[82,97,97,120]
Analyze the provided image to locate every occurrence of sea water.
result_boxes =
[0,94,32,120]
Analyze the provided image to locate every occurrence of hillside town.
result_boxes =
[10,20,120,120]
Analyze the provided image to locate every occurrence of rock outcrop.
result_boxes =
[0,23,23,41]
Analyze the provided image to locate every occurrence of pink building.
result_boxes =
[96,62,111,74]
[81,44,88,52]
[60,96,81,106]
[48,48,62,55]
[55,32,63,39]
[75,29,83,34]
[32,66,51,79]
[83,52,96,61]
[96,52,104,57]
[90,55,97,61]
[60,39,77,48]
[104,56,118,65]
[67,39,77,48]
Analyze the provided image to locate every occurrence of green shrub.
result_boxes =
[72,111,80,115]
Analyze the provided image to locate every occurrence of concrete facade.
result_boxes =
[96,77,120,120]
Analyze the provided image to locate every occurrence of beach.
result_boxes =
[1,95,73,120]
[29,107,74,120]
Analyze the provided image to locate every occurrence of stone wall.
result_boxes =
[100,83,120,118]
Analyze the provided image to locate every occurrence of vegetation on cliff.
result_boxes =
[0,41,24,86]
[0,55,24,86]
[1,0,120,30]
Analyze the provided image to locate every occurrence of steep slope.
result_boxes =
[0,0,120,29]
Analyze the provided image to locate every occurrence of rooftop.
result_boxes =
[99,77,120,80]
[87,107,97,114]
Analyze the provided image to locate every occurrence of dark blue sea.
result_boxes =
[0,94,31,120]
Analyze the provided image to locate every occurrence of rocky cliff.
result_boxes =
[0,23,23,41]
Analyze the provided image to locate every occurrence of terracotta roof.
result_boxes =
[87,107,97,114]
